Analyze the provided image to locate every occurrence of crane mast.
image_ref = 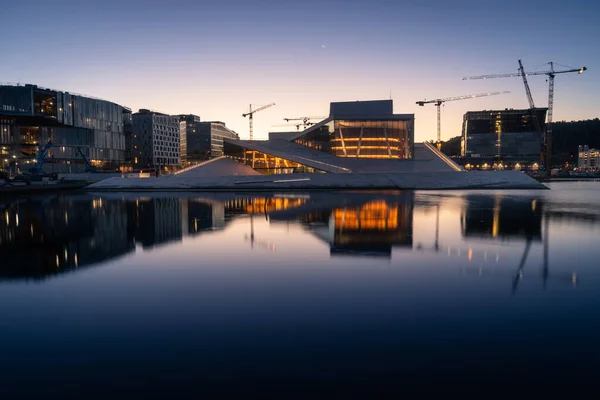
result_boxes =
[546,62,555,175]
[464,61,586,176]
[518,59,545,165]
[518,60,536,110]
[242,102,275,140]
[416,91,510,150]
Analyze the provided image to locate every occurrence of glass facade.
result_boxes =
[182,120,239,163]
[293,119,413,159]
[462,109,547,165]
[0,84,130,172]
[210,122,238,158]
[224,141,322,174]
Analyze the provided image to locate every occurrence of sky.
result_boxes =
[1,0,598,142]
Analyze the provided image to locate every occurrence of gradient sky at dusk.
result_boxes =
[1,0,598,142]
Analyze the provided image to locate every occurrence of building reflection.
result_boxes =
[183,199,224,236]
[1,191,587,282]
[454,194,581,292]
[0,194,312,279]
[0,196,135,279]
[268,194,414,257]
[460,195,543,241]
[224,196,308,216]
[132,198,183,248]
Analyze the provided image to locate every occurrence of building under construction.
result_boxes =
[460,108,547,170]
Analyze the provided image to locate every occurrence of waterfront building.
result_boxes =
[578,145,600,170]
[177,116,239,163]
[460,108,547,170]
[132,109,183,170]
[200,121,239,159]
[177,114,201,164]
[0,83,131,172]
[223,100,425,174]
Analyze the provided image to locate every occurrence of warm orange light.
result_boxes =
[332,201,400,231]
[332,138,402,143]
[331,146,401,150]
[242,197,307,214]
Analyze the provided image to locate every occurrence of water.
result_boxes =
[1,182,600,396]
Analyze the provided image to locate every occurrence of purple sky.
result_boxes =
[1,0,597,142]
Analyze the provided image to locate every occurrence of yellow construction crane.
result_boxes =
[463,61,586,175]
[416,91,510,149]
[242,103,275,140]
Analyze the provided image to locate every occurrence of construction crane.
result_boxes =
[76,147,97,173]
[271,122,305,131]
[273,116,327,131]
[242,103,275,140]
[283,116,326,128]
[27,141,97,179]
[30,140,54,176]
[517,59,545,165]
[463,61,586,175]
[416,91,510,149]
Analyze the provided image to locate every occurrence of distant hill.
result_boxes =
[552,119,600,165]
[439,118,600,165]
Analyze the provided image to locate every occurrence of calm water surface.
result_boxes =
[1,182,599,395]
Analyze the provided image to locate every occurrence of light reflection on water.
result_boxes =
[0,182,599,395]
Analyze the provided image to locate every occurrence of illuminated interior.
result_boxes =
[294,119,413,159]
[224,142,322,174]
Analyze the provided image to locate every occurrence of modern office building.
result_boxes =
[123,110,134,170]
[0,83,131,172]
[201,121,239,158]
[223,100,422,174]
[132,109,183,170]
[177,116,239,163]
[578,145,600,170]
[177,114,201,164]
[460,108,547,170]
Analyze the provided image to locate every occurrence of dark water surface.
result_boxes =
[1,182,600,396]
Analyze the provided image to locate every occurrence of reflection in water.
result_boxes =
[269,195,414,257]
[461,195,543,240]
[0,190,589,283]
[2,185,600,396]
[1,196,135,279]
[453,194,578,291]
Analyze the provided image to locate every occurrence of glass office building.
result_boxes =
[461,108,547,170]
[0,83,130,173]
[177,117,239,163]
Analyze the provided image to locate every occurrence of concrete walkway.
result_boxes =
[87,170,547,191]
